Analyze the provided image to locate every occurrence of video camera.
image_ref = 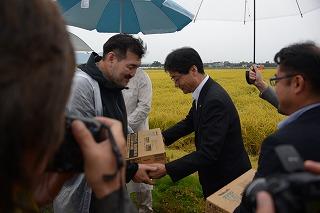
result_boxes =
[47,115,123,172]
[243,145,320,213]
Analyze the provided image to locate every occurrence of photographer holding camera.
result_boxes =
[0,0,133,212]
[235,42,320,213]
[255,160,320,213]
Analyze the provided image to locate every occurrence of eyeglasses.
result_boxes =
[170,74,184,83]
[269,74,297,86]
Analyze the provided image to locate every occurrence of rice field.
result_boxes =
[147,68,284,156]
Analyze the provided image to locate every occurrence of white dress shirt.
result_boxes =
[192,75,209,109]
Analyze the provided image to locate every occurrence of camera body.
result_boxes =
[243,145,320,213]
[244,172,320,213]
[245,64,264,84]
[47,115,106,172]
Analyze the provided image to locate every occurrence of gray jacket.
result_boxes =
[54,69,136,213]
[259,86,279,109]
[122,68,152,132]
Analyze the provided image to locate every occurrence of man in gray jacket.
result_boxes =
[54,34,156,213]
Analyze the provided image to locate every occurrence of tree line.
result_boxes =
[143,60,276,68]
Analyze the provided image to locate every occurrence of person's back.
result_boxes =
[123,68,153,213]
[122,68,152,132]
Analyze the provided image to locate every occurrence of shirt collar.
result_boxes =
[192,75,209,103]
[278,103,320,129]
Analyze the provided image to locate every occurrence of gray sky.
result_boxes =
[69,0,320,64]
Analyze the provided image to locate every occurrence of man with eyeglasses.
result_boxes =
[235,41,320,212]
[147,47,251,198]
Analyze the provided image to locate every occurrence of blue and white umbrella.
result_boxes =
[57,0,194,34]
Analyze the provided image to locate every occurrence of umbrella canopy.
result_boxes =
[57,0,194,34]
[175,0,320,22]
[68,32,93,51]
[174,0,320,63]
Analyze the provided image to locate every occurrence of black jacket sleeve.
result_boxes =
[166,99,231,182]
[125,162,138,182]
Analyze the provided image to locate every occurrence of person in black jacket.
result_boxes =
[236,42,320,212]
[149,47,251,198]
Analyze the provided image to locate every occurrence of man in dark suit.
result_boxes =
[236,42,320,212]
[149,47,251,198]
[252,42,320,179]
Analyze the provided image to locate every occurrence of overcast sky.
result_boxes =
[68,0,320,64]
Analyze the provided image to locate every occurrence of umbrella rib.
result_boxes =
[96,0,115,33]
[194,0,204,23]
[295,0,303,18]
[243,0,247,24]
[156,2,178,33]
[130,0,141,33]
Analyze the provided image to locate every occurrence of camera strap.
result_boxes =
[275,145,304,173]
[101,124,124,182]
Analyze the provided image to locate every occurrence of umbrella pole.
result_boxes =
[253,0,255,64]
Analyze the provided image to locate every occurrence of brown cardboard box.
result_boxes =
[206,169,256,213]
[126,128,166,164]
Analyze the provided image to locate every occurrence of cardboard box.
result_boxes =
[126,128,166,164]
[206,169,256,213]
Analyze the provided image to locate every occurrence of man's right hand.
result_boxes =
[132,164,157,185]
[304,160,320,174]
[249,65,268,92]
[72,117,127,198]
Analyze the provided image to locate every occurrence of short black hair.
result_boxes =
[103,33,146,60]
[164,47,204,74]
[274,42,320,93]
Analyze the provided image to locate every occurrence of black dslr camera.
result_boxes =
[245,64,264,85]
[47,115,124,172]
[243,145,320,213]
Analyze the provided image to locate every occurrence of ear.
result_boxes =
[105,51,116,63]
[189,65,198,76]
[292,75,305,94]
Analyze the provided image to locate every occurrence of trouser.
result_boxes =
[135,190,153,213]
[127,181,153,213]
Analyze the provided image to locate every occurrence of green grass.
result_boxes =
[152,175,205,213]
